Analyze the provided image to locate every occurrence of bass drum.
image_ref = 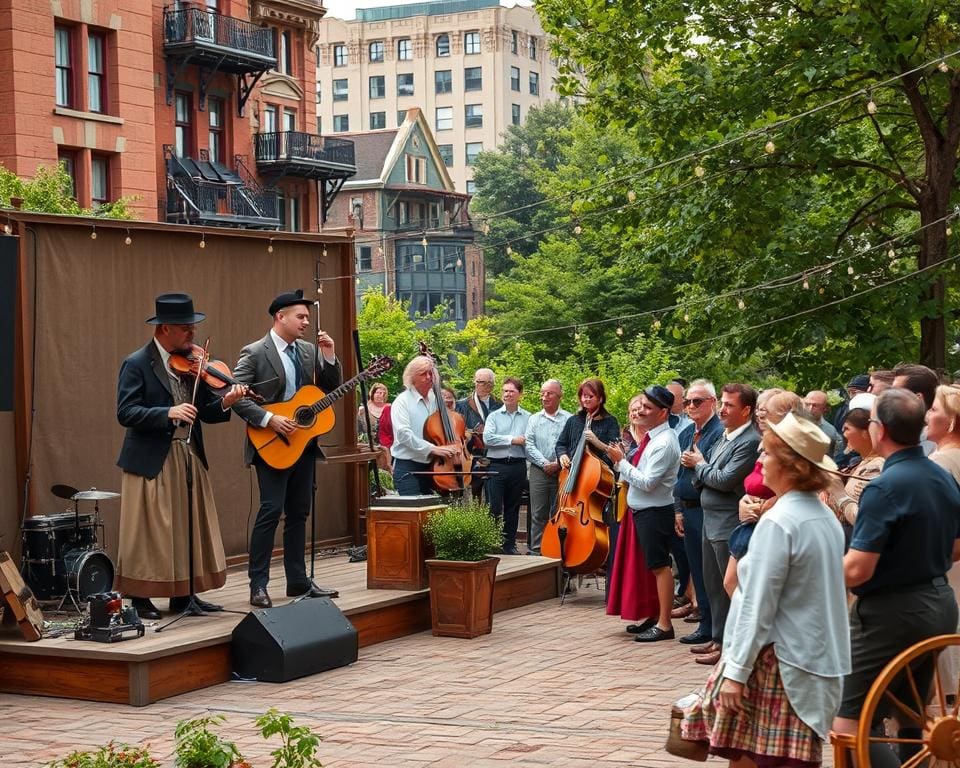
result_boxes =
[64,549,114,602]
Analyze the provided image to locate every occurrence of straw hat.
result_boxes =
[766,412,838,471]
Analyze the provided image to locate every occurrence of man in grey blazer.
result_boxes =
[233,290,342,608]
[683,382,760,665]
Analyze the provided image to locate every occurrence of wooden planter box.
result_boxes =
[425,557,499,638]
[366,500,445,590]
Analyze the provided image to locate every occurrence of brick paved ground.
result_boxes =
[0,584,831,767]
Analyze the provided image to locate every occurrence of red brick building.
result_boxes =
[0,0,356,231]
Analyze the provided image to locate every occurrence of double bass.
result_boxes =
[418,342,473,493]
[541,415,614,573]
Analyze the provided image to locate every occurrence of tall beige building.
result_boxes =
[316,0,561,193]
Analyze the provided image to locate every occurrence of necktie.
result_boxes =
[630,433,651,466]
[692,429,701,448]
[285,344,302,391]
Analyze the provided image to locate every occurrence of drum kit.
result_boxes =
[19,484,118,611]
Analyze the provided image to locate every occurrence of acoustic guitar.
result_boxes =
[247,355,393,470]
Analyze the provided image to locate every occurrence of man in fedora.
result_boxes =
[233,290,342,608]
[116,293,246,620]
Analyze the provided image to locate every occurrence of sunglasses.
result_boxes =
[683,397,709,407]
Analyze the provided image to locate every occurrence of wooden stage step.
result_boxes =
[0,554,559,706]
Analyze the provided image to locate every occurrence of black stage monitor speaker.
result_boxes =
[231,598,358,683]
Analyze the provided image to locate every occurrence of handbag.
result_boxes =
[665,705,709,762]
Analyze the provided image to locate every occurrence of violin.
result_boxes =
[541,415,613,573]
[417,341,472,493]
[169,343,264,403]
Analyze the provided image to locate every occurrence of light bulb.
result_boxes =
[737,298,746,310]
[90,228,97,240]
[764,140,776,154]
[803,278,810,290]
[847,265,854,275]
[482,222,490,235]
[506,245,513,255]
[198,236,205,249]
[939,60,950,73]
[652,319,661,330]
[573,225,582,235]
[627,190,636,203]
[3,223,11,235]
[124,235,132,246]
[694,165,705,178]
[574,331,580,341]
[322,246,328,258]
[818,287,825,295]
[420,237,428,247]
[888,247,895,259]
[268,239,274,254]
[683,312,690,322]
[615,325,623,336]
[866,97,877,115]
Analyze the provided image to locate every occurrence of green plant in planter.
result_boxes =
[174,714,247,768]
[423,499,503,561]
[255,709,324,768]
[368,466,395,492]
[46,742,159,768]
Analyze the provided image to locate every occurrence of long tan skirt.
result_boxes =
[115,440,227,597]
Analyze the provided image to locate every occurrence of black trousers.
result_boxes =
[486,459,527,548]
[248,450,313,591]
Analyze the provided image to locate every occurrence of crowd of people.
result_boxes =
[370,360,960,768]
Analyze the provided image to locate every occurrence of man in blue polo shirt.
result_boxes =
[833,388,960,764]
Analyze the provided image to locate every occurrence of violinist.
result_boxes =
[390,355,461,496]
[484,378,531,555]
[115,293,245,621]
[232,290,342,609]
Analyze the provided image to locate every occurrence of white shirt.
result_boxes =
[724,421,751,442]
[616,421,681,509]
[525,408,572,467]
[484,405,531,460]
[390,386,438,462]
[270,329,300,401]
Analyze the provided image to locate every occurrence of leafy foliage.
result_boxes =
[46,743,159,768]
[174,715,245,768]
[0,162,137,218]
[423,499,503,561]
[254,708,323,768]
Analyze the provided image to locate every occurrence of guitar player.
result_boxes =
[232,289,342,609]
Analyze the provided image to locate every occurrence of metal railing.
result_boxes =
[254,132,356,169]
[163,7,274,59]
[165,172,278,222]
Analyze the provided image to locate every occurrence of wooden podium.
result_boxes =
[366,497,445,590]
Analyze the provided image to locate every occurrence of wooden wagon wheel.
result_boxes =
[844,634,960,768]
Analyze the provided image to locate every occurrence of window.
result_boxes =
[511,30,519,54]
[87,32,105,113]
[397,38,412,60]
[369,41,384,62]
[332,78,348,101]
[464,66,482,91]
[435,106,453,131]
[58,150,77,198]
[333,43,347,66]
[369,75,385,99]
[91,155,109,206]
[437,144,453,167]
[333,114,349,132]
[466,180,476,195]
[436,34,449,57]
[435,69,452,94]
[277,29,292,74]
[174,91,192,157]
[262,104,277,133]
[283,108,296,132]
[510,66,520,92]
[464,103,483,128]
[55,25,73,107]
[465,142,483,165]
[405,154,426,183]
[529,36,537,60]
[397,72,414,97]
[529,71,540,95]
[397,110,407,126]
[208,97,224,162]
[464,31,480,55]
[358,246,372,271]
[370,111,386,129]
[511,103,521,126]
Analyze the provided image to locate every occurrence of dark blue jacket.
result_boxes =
[674,414,724,505]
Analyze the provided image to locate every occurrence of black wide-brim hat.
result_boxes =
[146,293,206,325]
[268,288,310,316]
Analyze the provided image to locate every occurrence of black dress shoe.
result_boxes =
[250,587,273,608]
[679,629,712,645]
[168,595,224,613]
[130,597,161,621]
[634,625,675,643]
[194,596,223,612]
[286,582,339,598]
[501,545,521,555]
[625,618,656,635]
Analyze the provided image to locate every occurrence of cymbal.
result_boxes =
[71,488,120,501]
[51,484,80,500]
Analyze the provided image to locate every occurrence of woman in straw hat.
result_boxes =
[678,413,850,767]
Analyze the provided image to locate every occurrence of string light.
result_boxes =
[694,164,705,178]
[866,93,877,115]
[506,245,513,255]
[802,277,810,290]
[267,237,274,254]
[90,225,97,240]
[847,265,855,275]
[652,318,662,330]
[322,246,328,258]
[887,245,896,259]
[940,60,950,73]
[574,327,581,341]
[615,323,624,336]
[573,224,582,235]
[818,287,825,295]
[2,221,10,235]
[947,226,953,236]
[421,236,428,247]
[683,312,690,322]
[737,297,746,310]
[764,139,776,154]
[627,190,637,203]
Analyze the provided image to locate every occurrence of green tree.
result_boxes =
[0,162,137,218]
[536,0,960,373]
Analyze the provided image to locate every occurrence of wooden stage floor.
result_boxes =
[0,553,559,706]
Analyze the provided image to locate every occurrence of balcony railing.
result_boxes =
[163,7,276,69]
[254,132,357,177]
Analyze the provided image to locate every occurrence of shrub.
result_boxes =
[423,499,503,561]
[174,714,245,768]
[46,742,159,768]
[255,709,323,768]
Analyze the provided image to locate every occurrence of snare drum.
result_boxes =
[64,549,115,601]
[20,512,100,599]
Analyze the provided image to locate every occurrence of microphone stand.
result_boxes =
[352,329,384,498]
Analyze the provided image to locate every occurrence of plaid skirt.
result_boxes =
[680,645,821,768]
